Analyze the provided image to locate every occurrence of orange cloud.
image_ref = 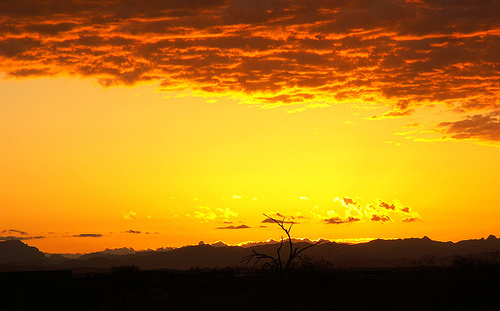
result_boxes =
[370,215,391,222]
[314,197,421,224]
[323,216,361,225]
[379,200,396,211]
[0,0,498,119]
[439,112,500,142]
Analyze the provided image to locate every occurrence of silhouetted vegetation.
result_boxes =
[2,239,500,309]
[1,264,499,310]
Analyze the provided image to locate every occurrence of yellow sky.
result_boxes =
[1,77,499,253]
[0,0,499,253]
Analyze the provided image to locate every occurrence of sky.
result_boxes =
[0,0,499,253]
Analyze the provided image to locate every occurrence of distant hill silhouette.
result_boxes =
[1,236,499,272]
[0,240,46,264]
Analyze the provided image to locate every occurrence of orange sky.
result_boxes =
[1,0,499,253]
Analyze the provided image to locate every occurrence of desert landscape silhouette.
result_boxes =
[1,216,500,310]
[2,0,500,309]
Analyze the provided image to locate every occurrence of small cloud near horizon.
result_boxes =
[216,224,251,230]
[323,216,361,225]
[124,230,141,234]
[261,218,295,224]
[1,229,28,236]
[0,236,45,241]
[71,234,103,238]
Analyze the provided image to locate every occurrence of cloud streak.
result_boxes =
[0,229,44,241]
[1,229,28,236]
[323,216,361,225]
[124,230,141,234]
[72,234,103,238]
[216,224,251,230]
[0,236,45,241]
[0,0,497,119]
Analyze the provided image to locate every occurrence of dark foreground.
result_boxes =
[1,264,499,311]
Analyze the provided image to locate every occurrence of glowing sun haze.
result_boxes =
[0,0,499,253]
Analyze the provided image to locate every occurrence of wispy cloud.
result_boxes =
[323,216,361,225]
[0,229,44,240]
[1,229,28,236]
[370,215,392,222]
[261,218,294,224]
[216,224,251,230]
[402,217,422,223]
[371,109,416,120]
[71,234,103,238]
[0,236,45,241]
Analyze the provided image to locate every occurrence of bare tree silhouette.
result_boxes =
[242,214,326,276]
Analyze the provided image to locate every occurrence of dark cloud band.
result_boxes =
[1,0,498,133]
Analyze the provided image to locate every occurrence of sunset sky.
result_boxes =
[1,0,499,253]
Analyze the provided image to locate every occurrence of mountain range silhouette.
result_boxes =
[1,236,499,272]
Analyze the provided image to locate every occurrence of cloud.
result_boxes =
[295,212,306,219]
[1,229,28,235]
[403,217,422,223]
[323,216,361,225]
[123,211,138,220]
[371,215,392,222]
[187,206,238,222]
[215,224,251,230]
[187,207,217,221]
[0,229,45,240]
[439,112,500,142]
[378,200,396,210]
[0,0,498,118]
[313,196,421,224]
[261,217,294,224]
[72,234,103,238]
[124,230,141,234]
[0,236,45,241]
[371,109,415,120]
[401,207,411,213]
[339,197,357,206]
[216,208,238,219]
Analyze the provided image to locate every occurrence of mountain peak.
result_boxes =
[2,239,25,245]
[0,239,46,264]
[486,235,497,241]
